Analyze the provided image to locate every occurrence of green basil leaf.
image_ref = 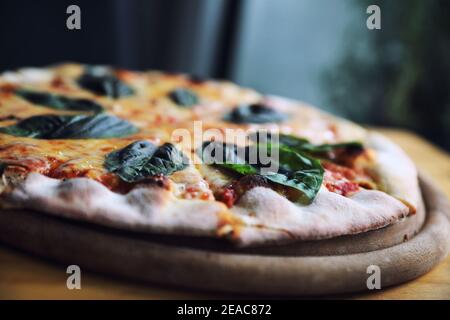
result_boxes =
[0,114,138,139]
[276,134,309,148]
[223,104,288,124]
[201,141,244,165]
[16,89,104,113]
[201,141,323,204]
[299,142,364,153]
[278,134,363,153]
[105,141,188,182]
[219,163,259,175]
[77,66,134,98]
[251,132,364,160]
[276,134,364,161]
[264,145,324,204]
[169,88,199,107]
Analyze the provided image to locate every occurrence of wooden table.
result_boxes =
[0,128,449,299]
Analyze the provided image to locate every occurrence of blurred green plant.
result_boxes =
[323,0,450,150]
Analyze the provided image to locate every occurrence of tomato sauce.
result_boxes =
[323,162,361,196]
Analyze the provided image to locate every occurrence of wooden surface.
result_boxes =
[0,128,449,299]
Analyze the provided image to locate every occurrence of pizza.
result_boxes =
[0,63,421,247]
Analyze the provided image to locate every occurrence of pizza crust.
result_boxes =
[367,132,421,211]
[1,173,228,236]
[232,185,410,246]
[1,130,420,247]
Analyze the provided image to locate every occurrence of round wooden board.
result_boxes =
[0,174,449,296]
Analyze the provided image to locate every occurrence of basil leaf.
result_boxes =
[169,88,199,107]
[299,142,364,153]
[16,89,104,113]
[77,66,134,98]
[0,114,138,139]
[105,141,188,182]
[276,134,309,148]
[251,132,363,159]
[201,141,243,165]
[264,145,324,204]
[223,104,288,124]
[278,134,363,153]
[276,134,364,159]
[0,115,66,138]
[201,141,323,204]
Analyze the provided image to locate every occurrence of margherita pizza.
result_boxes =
[0,64,421,246]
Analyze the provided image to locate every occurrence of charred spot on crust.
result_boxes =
[215,175,270,208]
[232,175,270,196]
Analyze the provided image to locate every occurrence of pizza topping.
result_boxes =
[254,132,364,164]
[1,68,53,85]
[214,185,237,208]
[0,115,21,122]
[215,175,270,208]
[322,161,380,196]
[77,66,134,98]
[0,156,57,175]
[50,76,68,89]
[202,133,380,204]
[168,88,199,107]
[274,134,380,187]
[278,133,363,154]
[223,103,288,124]
[134,174,171,190]
[202,141,323,204]
[323,163,361,196]
[0,114,138,139]
[104,140,188,183]
[15,88,104,113]
[0,83,18,96]
[323,174,360,196]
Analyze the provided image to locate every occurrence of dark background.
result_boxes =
[1,0,449,150]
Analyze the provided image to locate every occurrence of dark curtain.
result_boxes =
[0,0,239,78]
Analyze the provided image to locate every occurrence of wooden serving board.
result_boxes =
[0,174,449,296]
